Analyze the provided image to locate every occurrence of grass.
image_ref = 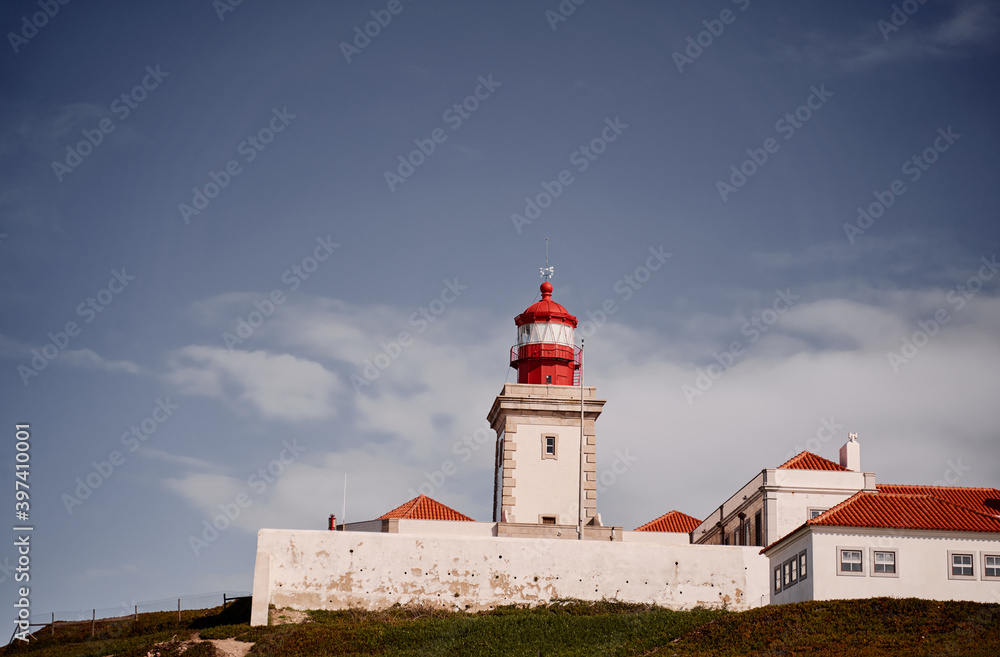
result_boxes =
[3,597,997,656]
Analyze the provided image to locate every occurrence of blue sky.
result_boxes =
[1,0,998,635]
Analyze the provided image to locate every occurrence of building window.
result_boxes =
[783,560,792,587]
[984,554,1000,580]
[808,507,829,520]
[790,557,799,584]
[744,521,751,546]
[872,549,898,577]
[949,552,975,579]
[774,566,782,593]
[541,515,556,525]
[798,550,808,581]
[839,548,864,576]
[541,434,557,460]
[755,511,762,547]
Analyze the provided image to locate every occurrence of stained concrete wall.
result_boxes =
[621,530,691,545]
[250,528,769,625]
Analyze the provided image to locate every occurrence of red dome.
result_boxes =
[515,282,578,328]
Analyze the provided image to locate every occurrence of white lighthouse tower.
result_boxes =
[488,277,606,531]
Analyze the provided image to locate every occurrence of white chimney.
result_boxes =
[840,432,861,472]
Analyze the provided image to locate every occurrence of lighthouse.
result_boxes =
[488,278,606,531]
[510,280,579,386]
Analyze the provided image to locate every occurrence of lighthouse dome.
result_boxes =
[515,281,578,328]
[510,281,580,386]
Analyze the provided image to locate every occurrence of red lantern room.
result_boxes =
[510,281,581,385]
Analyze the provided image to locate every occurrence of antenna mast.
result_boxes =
[540,237,554,280]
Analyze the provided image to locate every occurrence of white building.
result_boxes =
[763,486,1000,605]
[691,435,875,548]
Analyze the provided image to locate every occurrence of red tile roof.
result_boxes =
[377,494,474,522]
[777,451,848,471]
[763,490,1000,553]
[634,510,701,533]
[808,492,1000,533]
[876,484,1000,517]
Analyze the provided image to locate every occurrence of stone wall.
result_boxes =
[250,528,769,625]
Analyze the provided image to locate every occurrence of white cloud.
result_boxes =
[162,445,463,533]
[62,348,143,375]
[775,1,999,72]
[140,448,213,469]
[168,283,1000,531]
[589,292,1000,527]
[166,346,341,421]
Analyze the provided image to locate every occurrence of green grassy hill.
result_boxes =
[3,597,998,657]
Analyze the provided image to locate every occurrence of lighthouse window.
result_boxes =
[542,435,558,459]
[546,375,552,383]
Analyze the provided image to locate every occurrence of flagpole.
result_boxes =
[578,339,585,540]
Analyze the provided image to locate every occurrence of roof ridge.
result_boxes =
[879,483,1000,492]
[777,450,848,471]
[377,494,474,521]
[634,510,701,533]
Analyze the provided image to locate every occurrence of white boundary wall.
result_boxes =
[250,529,769,625]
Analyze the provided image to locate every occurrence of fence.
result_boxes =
[14,591,251,641]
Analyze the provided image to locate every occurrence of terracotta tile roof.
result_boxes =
[762,490,1000,554]
[876,484,1000,517]
[807,492,1000,533]
[634,510,701,533]
[377,494,474,521]
[777,451,848,471]
[763,491,1000,553]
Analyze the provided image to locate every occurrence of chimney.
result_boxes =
[328,514,337,531]
[840,433,861,472]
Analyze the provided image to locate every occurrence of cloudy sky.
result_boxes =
[1,0,998,633]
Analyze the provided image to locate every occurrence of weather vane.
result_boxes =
[540,237,554,280]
